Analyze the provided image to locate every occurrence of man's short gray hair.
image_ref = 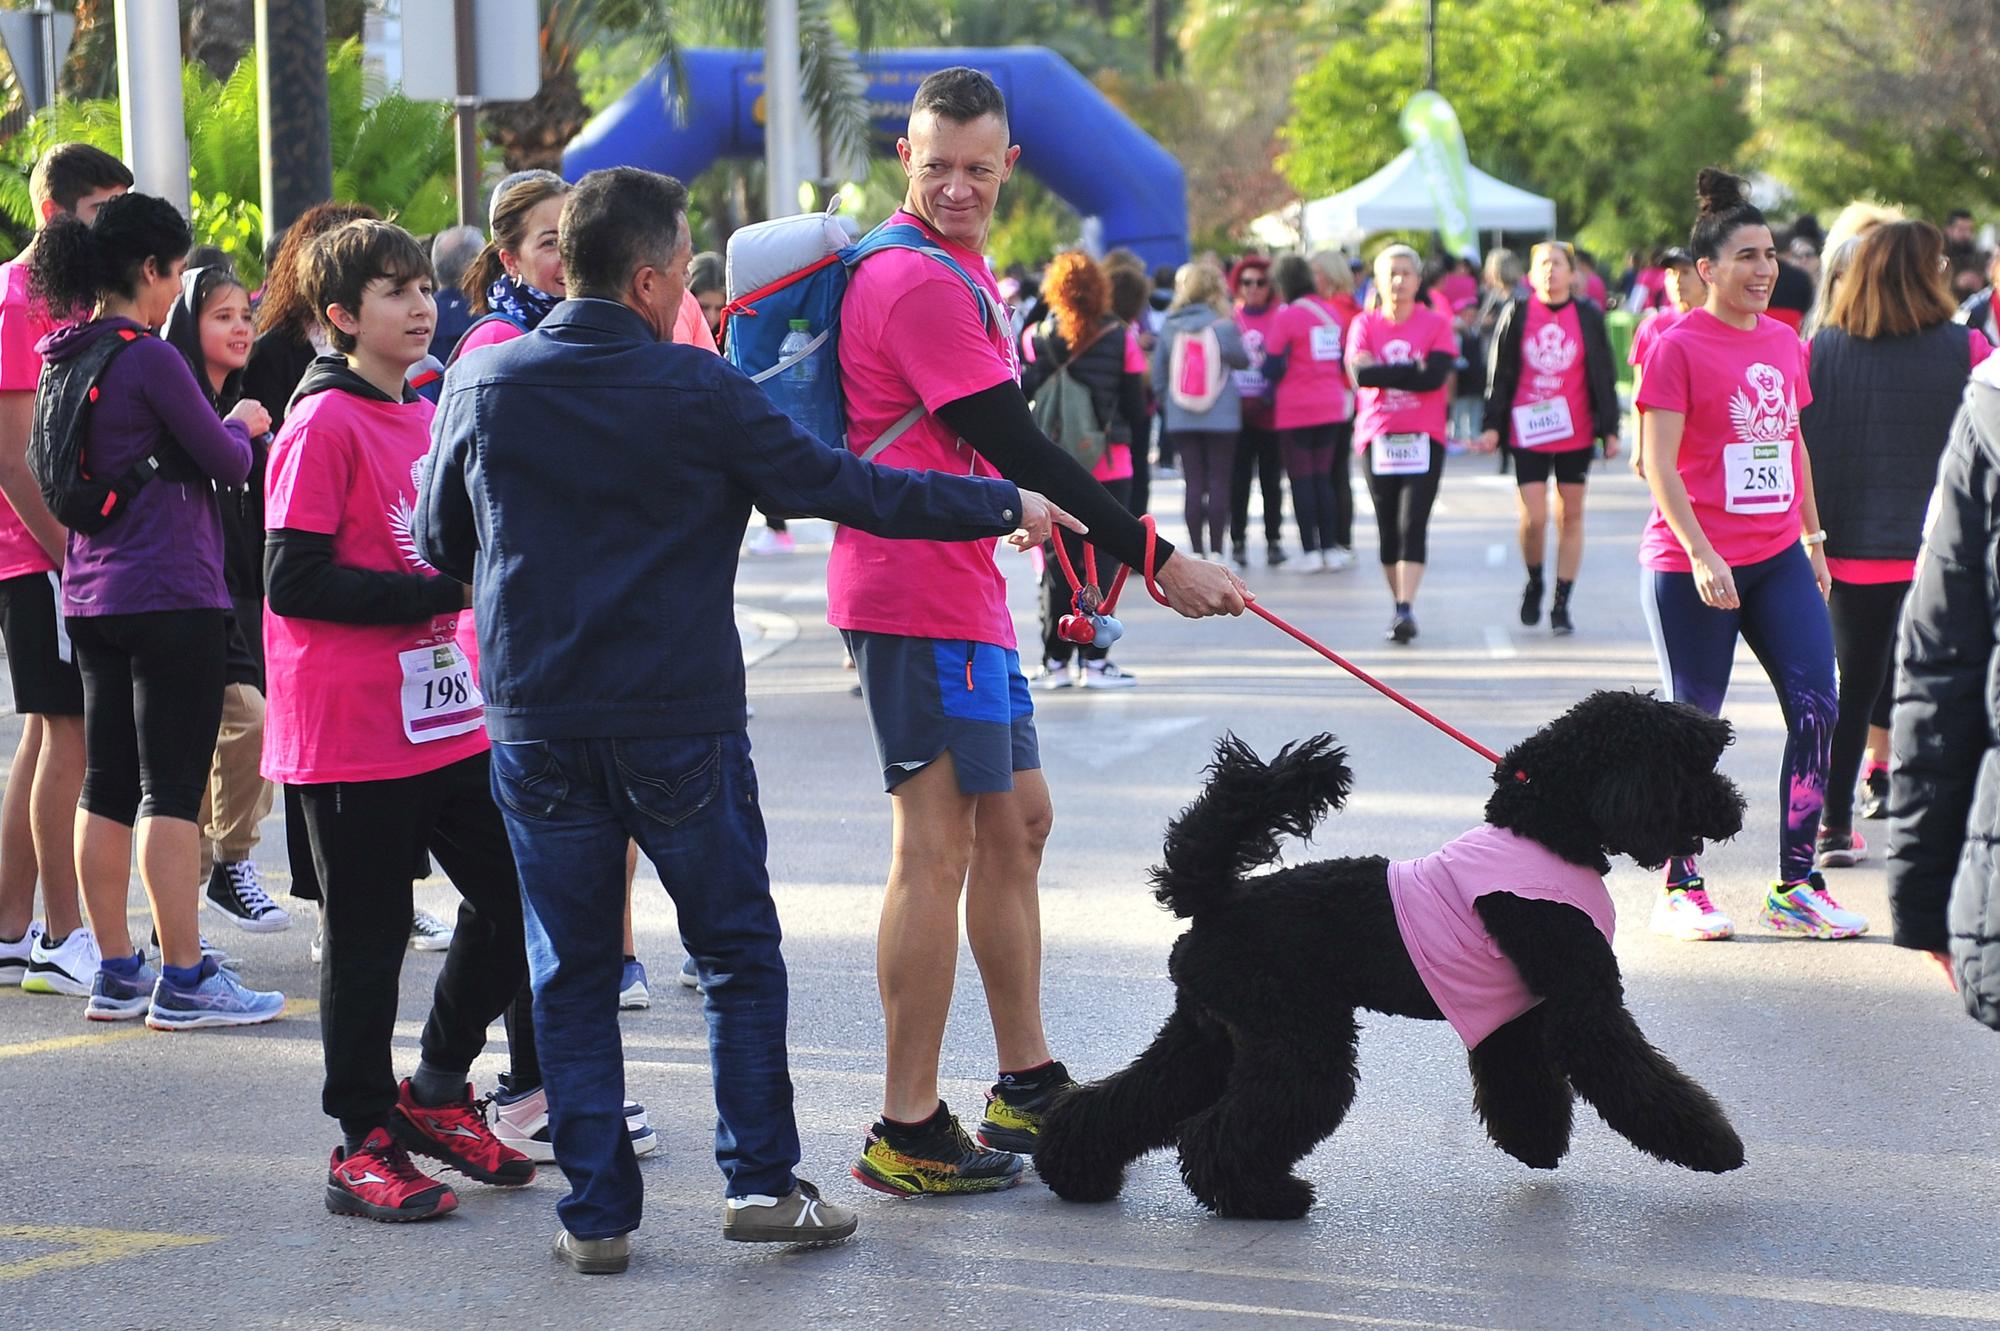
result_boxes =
[431,225,485,289]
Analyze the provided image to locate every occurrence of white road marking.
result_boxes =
[1483,626,1517,660]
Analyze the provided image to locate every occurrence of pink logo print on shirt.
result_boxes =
[1728,362,1795,443]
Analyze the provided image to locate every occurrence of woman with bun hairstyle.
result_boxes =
[29,192,285,1026]
[1802,220,1990,869]
[1636,167,1862,943]
[1266,251,1359,571]
[1478,241,1620,635]
[1346,243,1458,644]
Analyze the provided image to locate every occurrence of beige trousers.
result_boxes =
[199,682,274,871]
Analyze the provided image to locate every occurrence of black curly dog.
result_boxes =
[1035,690,1750,1219]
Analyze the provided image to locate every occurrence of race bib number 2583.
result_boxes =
[1722,441,1794,515]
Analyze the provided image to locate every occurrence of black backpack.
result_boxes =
[29,327,180,534]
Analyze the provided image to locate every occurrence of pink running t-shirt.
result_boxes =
[262,388,487,785]
[1509,298,1593,452]
[1636,308,1812,573]
[0,261,58,580]
[1267,295,1353,431]
[830,210,1018,648]
[1628,307,1686,370]
[1347,305,1457,446]
[1233,300,1282,431]
[1387,823,1615,1049]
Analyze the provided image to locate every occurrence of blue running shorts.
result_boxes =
[843,631,1040,795]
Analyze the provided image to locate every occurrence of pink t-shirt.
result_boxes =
[1233,301,1282,430]
[830,211,1017,647]
[1387,823,1615,1049]
[1636,309,1813,572]
[1583,270,1608,308]
[262,387,487,785]
[1268,295,1352,430]
[1508,299,1593,452]
[0,261,58,580]
[1440,271,1479,313]
[1348,305,1457,446]
[1628,307,1686,370]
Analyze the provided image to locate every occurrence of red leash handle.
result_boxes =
[1129,516,1506,769]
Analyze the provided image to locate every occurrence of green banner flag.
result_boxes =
[1399,91,1479,262]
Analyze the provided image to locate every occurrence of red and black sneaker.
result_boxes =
[389,1079,537,1186]
[326,1127,458,1222]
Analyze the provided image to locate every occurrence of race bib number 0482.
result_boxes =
[399,643,484,745]
[1722,441,1794,515]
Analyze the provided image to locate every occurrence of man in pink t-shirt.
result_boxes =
[837,67,1247,1197]
[0,144,132,999]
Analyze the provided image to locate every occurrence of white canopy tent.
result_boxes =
[1254,149,1557,251]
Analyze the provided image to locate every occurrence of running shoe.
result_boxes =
[1520,579,1543,627]
[1031,659,1074,691]
[1081,661,1137,690]
[147,927,239,973]
[1230,543,1249,570]
[1550,602,1575,636]
[679,955,703,991]
[326,1127,458,1222]
[22,925,100,996]
[1650,879,1734,941]
[976,1060,1078,1153]
[1858,768,1890,820]
[1815,826,1868,870]
[485,1084,660,1163]
[1388,610,1418,645]
[1267,543,1290,568]
[86,959,158,1021]
[747,528,796,556]
[1324,547,1355,571]
[0,921,43,986]
[851,1101,1024,1197]
[146,963,285,1030]
[409,909,454,952]
[205,859,291,933]
[390,1079,536,1185]
[1760,873,1869,939]
[619,958,651,1010]
[723,1179,859,1243]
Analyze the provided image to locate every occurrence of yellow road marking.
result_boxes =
[0,998,317,1060]
[0,1224,217,1283]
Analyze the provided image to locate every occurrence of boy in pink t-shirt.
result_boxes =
[0,143,131,1000]
[264,220,539,1224]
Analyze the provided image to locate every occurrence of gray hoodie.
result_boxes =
[1151,302,1249,434]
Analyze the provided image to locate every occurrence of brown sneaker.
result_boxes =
[722,1179,859,1243]
[553,1228,630,1274]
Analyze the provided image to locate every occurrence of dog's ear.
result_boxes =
[1588,763,1675,869]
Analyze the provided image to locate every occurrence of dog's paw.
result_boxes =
[1193,1172,1316,1220]
[1032,1111,1129,1203]
[1669,1123,1746,1174]
[1498,1140,1565,1171]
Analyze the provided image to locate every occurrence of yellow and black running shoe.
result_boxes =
[851,1100,1023,1197]
[976,1060,1077,1153]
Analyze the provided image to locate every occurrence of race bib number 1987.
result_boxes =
[399,643,484,745]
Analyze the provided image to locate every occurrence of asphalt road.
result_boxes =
[3,460,1997,1331]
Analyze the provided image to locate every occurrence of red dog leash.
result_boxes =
[1051,515,1507,770]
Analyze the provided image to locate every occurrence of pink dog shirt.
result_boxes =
[1386,824,1615,1049]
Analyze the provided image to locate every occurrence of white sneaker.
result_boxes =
[1650,880,1734,941]
[0,920,43,985]
[1081,661,1138,690]
[309,916,324,965]
[487,1085,658,1161]
[1325,547,1356,571]
[1031,659,1074,691]
[747,528,796,556]
[21,925,100,996]
[409,909,454,952]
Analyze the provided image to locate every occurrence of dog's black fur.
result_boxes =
[1035,690,1750,1219]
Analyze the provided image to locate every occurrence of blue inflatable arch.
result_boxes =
[563,46,1189,270]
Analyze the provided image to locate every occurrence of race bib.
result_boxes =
[1309,325,1343,362]
[1511,398,1575,450]
[1723,441,1795,515]
[1233,368,1269,399]
[399,642,484,745]
[1371,432,1431,477]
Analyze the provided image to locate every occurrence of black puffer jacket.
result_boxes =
[1888,358,2000,1030]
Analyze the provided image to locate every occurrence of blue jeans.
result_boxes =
[490,731,798,1239]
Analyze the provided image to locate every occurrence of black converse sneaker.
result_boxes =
[205,860,292,933]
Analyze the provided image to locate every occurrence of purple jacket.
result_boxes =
[38,318,253,616]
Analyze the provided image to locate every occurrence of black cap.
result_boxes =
[1660,247,1696,269]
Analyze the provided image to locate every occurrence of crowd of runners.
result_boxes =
[0,64,1993,1273]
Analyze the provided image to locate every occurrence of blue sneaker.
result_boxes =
[618,959,650,1010]
[679,956,704,992]
[86,959,159,1022]
[145,962,285,1030]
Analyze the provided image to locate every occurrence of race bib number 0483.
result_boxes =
[1722,441,1794,515]
[1371,432,1431,477]
[399,643,484,745]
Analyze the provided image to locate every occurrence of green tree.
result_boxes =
[1733,0,2000,219]
[1281,0,1748,254]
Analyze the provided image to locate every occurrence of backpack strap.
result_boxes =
[858,404,927,463]
[1301,297,1339,328]
[445,312,529,369]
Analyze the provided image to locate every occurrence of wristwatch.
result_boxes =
[1801,530,1828,546]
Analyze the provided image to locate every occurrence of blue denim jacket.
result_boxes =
[416,298,1022,742]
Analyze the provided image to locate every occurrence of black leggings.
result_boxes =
[1229,425,1285,550]
[69,609,226,825]
[1826,578,1908,829]
[299,751,535,1138]
[1281,421,1353,554]
[1362,439,1446,565]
